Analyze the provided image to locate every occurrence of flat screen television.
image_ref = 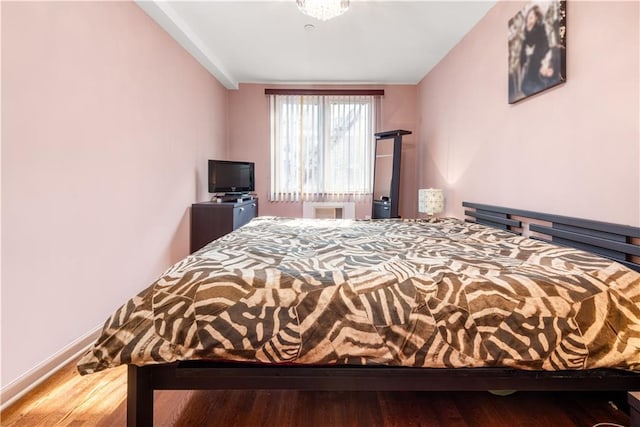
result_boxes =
[208,160,255,194]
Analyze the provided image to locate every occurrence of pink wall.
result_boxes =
[1,2,228,387]
[417,1,639,226]
[227,84,417,219]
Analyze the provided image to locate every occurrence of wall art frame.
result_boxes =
[508,0,566,104]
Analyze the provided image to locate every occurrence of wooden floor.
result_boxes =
[1,357,632,427]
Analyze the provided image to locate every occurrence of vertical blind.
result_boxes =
[269,94,378,202]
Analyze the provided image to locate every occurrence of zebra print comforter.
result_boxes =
[78,217,640,375]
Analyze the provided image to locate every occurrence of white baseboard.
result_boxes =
[0,324,103,411]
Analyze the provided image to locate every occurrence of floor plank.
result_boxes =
[1,357,631,427]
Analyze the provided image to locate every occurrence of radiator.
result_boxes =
[302,202,356,220]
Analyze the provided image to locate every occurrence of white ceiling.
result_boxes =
[136,1,496,89]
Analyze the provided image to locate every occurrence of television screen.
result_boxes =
[208,160,255,194]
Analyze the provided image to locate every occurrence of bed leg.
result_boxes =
[127,365,154,427]
[629,392,640,427]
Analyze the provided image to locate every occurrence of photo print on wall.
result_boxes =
[508,0,566,104]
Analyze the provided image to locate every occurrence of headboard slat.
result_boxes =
[551,237,626,261]
[530,224,640,256]
[552,223,627,243]
[464,210,521,228]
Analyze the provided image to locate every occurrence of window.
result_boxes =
[269,94,378,202]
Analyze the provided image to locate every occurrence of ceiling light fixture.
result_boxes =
[296,0,350,21]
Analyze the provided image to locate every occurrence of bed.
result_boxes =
[78,202,640,427]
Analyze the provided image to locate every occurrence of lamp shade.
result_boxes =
[418,189,444,215]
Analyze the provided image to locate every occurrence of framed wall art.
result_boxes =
[508,0,566,104]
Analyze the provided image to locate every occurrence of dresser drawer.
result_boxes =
[233,201,257,229]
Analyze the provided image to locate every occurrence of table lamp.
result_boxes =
[418,188,444,216]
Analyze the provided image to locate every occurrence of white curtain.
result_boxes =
[269,94,378,202]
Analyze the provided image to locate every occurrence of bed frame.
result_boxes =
[127,202,640,427]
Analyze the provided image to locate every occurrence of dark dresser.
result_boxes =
[190,198,258,253]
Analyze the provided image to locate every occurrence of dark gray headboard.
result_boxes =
[463,201,640,272]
